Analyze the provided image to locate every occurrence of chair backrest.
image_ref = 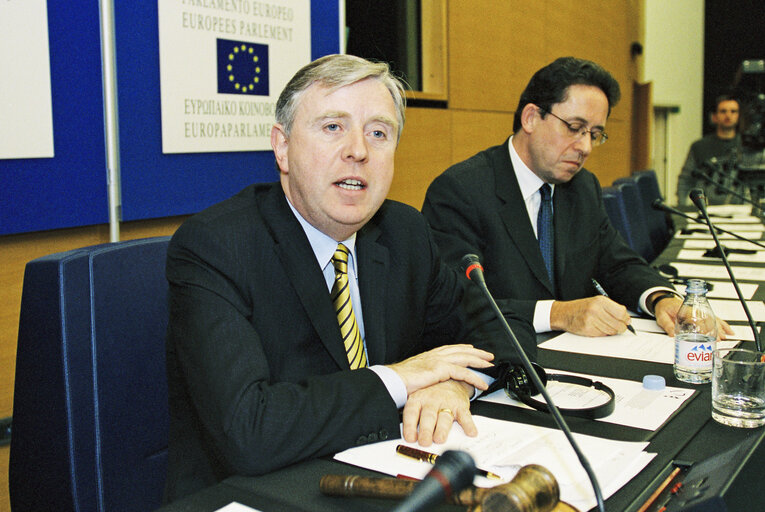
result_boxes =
[612,178,656,261]
[633,170,674,254]
[602,186,632,247]
[10,236,171,512]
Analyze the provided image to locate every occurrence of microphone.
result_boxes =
[460,254,606,512]
[389,450,476,512]
[651,199,765,250]
[690,166,764,218]
[689,189,762,351]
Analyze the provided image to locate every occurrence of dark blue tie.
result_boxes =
[537,184,555,290]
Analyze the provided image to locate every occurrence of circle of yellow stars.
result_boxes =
[227,44,261,93]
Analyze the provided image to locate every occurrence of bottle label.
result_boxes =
[675,337,715,369]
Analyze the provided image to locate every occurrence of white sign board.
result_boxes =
[158,0,311,154]
[0,0,55,160]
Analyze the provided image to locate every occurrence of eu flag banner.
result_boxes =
[217,39,269,96]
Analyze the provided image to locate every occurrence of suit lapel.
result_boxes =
[355,219,389,365]
[494,145,555,294]
[260,187,350,369]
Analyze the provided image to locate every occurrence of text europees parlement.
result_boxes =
[181,12,294,40]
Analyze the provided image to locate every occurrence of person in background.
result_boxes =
[163,54,536,503]
[677,94,743,205]
[423,57,732,341]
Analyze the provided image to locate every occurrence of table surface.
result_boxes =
[157,214,765,512]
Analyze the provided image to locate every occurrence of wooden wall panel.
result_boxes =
[448,1,547,112]
[389,107,453,209]
[450,110,515,165]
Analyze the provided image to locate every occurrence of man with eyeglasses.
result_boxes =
[422,57,687,338]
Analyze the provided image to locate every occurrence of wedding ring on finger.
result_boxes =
[438,408,453,419]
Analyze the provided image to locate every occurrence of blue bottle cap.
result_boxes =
[643,375,665,390]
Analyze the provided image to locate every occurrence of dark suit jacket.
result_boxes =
[164,182,535,502]
[421,139,671,325]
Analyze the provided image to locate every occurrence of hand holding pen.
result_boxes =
[395,444,501,480]
[591,278,637,335]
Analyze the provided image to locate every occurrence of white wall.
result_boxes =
[643,0,705,204]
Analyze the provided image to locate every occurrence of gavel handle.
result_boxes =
[319,474,481,505]
[320,464,566,511]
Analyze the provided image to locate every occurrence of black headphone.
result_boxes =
[504,363,616,420]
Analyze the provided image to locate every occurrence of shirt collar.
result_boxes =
[285,196,358,274]
[508,136,554,200]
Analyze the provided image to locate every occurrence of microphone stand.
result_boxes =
[692,167,765,219]
[651,200,765,250]
[689,190,762,351]
[461,255,606,512]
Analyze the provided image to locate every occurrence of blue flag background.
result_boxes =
[217,39,269,96]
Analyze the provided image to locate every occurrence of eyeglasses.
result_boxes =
[538,107,608,147]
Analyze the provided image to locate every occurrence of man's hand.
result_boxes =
[401,380,475,446]
[387,344,494,395]
[550,296,632,336]
[654,295,733,340]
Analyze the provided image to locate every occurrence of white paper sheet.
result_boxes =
[479,370,694,431]
[714,223,764,232]
[673,280,758,300]
[215,503,261,512]
[333,416,655,512]
[676,249,765,263]
[671,262,765,281]
[630,318,756,341]
[707,205,759,217]
[682,239,765,250]
[539,331,739,364]
[708,298,765,322]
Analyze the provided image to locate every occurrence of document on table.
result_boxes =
[708,298,765,322]
[682,239,764,251]
[708,216,764,224]
[479,370,694,431]
[714,223,764,232]
[539,331,739,364]
[333,415,654,512]
[675,231,736,240]
[671,262,765,281]
[215,503,261,512]
[631,317,757,342]
[673,280,758,300]
[676,249,765,263]
[707,204,759,217]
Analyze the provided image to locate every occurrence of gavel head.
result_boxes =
[478,464,560,512]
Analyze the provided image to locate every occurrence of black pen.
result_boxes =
[591,278,637,335]
[395,444,501,480]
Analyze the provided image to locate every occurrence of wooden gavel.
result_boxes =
[320,464,580,511]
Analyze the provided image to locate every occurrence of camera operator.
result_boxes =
[676,94,744,205]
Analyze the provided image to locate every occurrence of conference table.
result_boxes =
[157,207,765,512]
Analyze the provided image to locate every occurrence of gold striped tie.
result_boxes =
[331,243,367,369]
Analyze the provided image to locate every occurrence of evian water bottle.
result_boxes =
[674,279,718,384]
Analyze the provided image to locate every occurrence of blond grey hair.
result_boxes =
[275,54,406,140]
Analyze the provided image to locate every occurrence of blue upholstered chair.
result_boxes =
[612,178,656,261]
[10,236,171,512]
[633,170,674,255]
[602,186,632,246]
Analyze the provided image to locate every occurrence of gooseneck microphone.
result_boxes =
[460,254,607,512]
[651,199,765,250]
[689,189,762,351]
[691,164,764,219]
[389,450,476,512]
